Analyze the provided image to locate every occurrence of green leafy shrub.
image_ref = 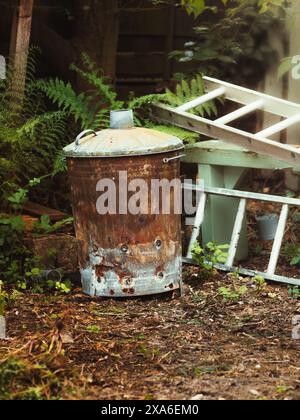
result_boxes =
[37,54,215,143]
[218,285,248,302]
[0,357,77,400]
[37,53,124,131]
[284,243,300,266]
[0,51,71,207]
[288,286,300,300]
[171,0,285,83]
[0,281,8,316]
[192,241,229,271]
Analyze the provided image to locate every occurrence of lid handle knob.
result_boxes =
[110,110,134,129]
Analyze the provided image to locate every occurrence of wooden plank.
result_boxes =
[204,76,300,119]
[181,141,300,170]
[164,4,175,80]
[22,202,68,221]
[120,7,170,36]
[151,104,300,167]
[119,6,196,37]
[102,0,119,82]
[117,52,165,76]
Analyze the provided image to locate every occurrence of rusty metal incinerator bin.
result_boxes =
[63,110,184,297]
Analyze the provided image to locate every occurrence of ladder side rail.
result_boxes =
[267,204,289,276]
[182,257,300,287]
[151,104,300,167]
[226,199,247,267]
[187,193,207,259]
[183,184,300,207]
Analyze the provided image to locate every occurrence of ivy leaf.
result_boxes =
[181,0,206,18]
[278,57,293,79]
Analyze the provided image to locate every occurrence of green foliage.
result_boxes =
[33,215,74,236]
[284,243,300,266]
[86,325,101,334]
[0,357,74,400]
[25,268,72,295]
[129,74,218,119]
[171,0,285,82]
[288,286,300,300]
[0,52,70,205]
[179,0,284,17]
[0,212,72,293]
[278,57,293,79]
[252,275,266,293]
[38,54,124,131]
[192,241,229,271]
[39,54,213,143]
[218,285,248,302]
[0,215,29,287]
[0,281,8,316]
[165,74,219,117]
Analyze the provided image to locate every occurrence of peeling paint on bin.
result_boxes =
[64,110,183,297]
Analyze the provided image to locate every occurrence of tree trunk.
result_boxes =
[10,0,34,102]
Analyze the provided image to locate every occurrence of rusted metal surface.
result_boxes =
[67,152,182,297]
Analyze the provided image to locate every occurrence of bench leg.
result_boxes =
[199,164,249,261]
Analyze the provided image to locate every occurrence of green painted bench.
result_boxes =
[182,140,300,260]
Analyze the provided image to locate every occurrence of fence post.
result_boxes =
[9,0,34,102]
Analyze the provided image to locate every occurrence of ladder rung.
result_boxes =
[256,113,300,139]
[216,99,264,125]
[204,76,300,118]
[226,199,247,267]
[176,87,226,112]
[267,204,289,276]
[187,192,207,258]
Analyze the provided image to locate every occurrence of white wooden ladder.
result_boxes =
[183,183,300,287]
[151,76,300,167]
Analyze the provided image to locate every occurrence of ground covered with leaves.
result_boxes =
[0,268,299,401]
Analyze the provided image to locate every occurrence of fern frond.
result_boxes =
[128,93,168,111]
[70,54,124,110]
[37,79,94,129]
[163,74,219,118]
[93,108,111,130]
